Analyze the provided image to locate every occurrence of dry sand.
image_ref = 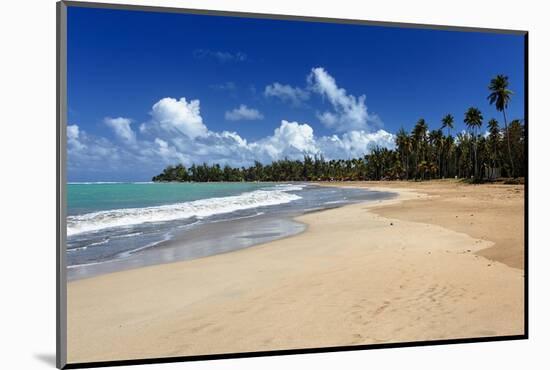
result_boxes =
[327,180,525,269]
[67,181,525,363]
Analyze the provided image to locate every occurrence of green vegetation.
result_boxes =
[153,75,525,183]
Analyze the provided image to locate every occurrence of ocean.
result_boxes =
[67,182,395,280]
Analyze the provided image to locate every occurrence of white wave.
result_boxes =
[68,181,154,185]
[68,181,124,185]
[209,211,266,224]
[263,183,307,192]
[324,200,347,205]
[176,220,202,229]
[116,234,173,259]
[67,260,110,269]
[86,238,110,247]
[67,189,301,236]
[67,246,88,253]
[111,232,143,239]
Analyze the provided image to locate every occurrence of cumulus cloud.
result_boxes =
[67,124,79,140]
[66,124,124,177]
[250,120,319,162]
[318,130,395,159]
[225,105,264,121]
[104,117,135,143]
[152,138,189,164]
[264,82,310,106]
[193,49,247,63]
[144,97,208,139]
[67,124,86,151]
[308,67,373,132]
[68,84,394,180]
[263,68,381,132]
[69,120,394,180]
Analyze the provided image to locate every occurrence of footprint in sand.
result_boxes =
[373,301,391,315]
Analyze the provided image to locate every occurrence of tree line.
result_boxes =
[153,75,525,183]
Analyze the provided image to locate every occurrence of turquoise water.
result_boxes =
[66,182,396,279]
[67,182,272,215]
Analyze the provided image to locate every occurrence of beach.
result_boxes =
[67,181,525,363]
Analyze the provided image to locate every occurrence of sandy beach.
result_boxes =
[67,181,525,364]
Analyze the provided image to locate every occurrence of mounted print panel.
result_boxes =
[57,1,527,368]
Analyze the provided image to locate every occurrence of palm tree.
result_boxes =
[153,73,525,183]
[464,107,484,179]
[441,114,454,136]
[444,135,455,178]
[458,132,474,178]
[396,128,412,179]
[418,160,429,180]
[487,118,500,179]
[428,129,444,178]
[412,119,428,179]
[488,75,514,177]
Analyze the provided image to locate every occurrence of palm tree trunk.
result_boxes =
[405,155,409,180]
[493,141,497,180]
[437,149,443,178]
[475,128,479,180]
[455,151,458,178]
[473,142,477,179]
[503,109,515,177]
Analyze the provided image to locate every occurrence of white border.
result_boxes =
[2,0,548,369]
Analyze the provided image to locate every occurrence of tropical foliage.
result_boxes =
[153,75,525,183]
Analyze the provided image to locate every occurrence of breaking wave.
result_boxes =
[67,188,302,236]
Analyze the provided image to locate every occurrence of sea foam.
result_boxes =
[67,188,302,236]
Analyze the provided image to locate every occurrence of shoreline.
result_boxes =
[67,185,396,281]
[67,181,524,363]
[67,213,307,281]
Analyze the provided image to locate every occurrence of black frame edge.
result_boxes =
[63,335,528,369]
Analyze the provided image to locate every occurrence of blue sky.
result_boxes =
[67,6,525,182]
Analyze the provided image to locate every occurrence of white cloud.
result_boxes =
[145,97,208,139]
[264,68,381,132]
[264,82,310,106]
[68,118,395,180]
[67,124,79,140]
[67,124,86,152]
[250,120,319,162]
[225,105,264,121]
[308,67,373,132]
[66,124,125,177]
[153,138,189,164]
[68,82,394,180]
[318,130,395,159]
[168,119,393,165]
[104,117,135,143]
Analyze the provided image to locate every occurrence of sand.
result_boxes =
[326,180,525,269]
[67,181,525,364]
